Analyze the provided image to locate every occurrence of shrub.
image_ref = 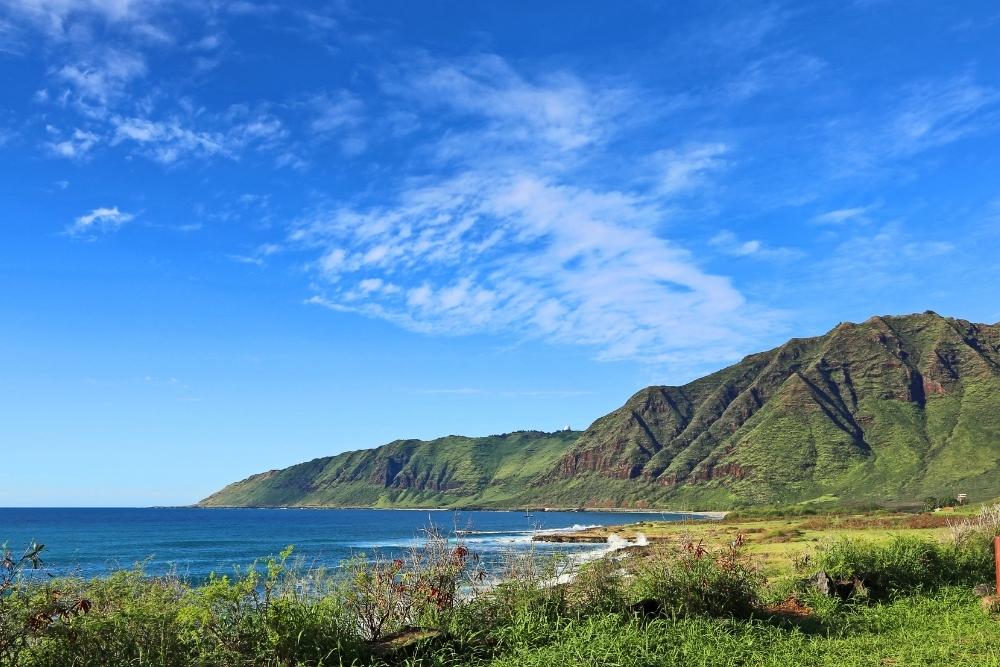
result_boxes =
[628,535,763,618]
[342,526,477,642]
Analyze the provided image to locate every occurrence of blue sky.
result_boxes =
[1,1,999,506]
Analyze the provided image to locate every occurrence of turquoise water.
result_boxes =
[0,507,697,580]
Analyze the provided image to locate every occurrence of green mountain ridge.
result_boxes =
[200,312,1000,509]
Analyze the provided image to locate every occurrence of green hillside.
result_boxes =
[199,430,581,508]
[201,312,1000,509]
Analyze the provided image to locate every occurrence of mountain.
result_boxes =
[200,312,1000,509]
[198,431,581,508]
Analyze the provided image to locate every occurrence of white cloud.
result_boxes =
[111,116,228,162]
[891,75,999,154]
[811,205,874,225]
[833,74,1000,171]
[819,222,955,293]
[66,205,134,235]
[305,90,366,155]
[228,242,284,267]
[709,230,802,261]
[394,53,626,153]
[1,0,162,38]
[282,53,780,374]
[55,48,146,106]
[109,110,287,164]
[309,90,363,134]
[228,254,264,266]
[46,127,99,158]
[297,172,776,369]
[655,143,729,195]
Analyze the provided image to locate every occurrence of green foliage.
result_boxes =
[813,534,994,596]
[1,548,365,667]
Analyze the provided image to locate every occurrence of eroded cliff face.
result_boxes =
[201,312,1000,508]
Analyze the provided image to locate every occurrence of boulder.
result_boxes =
[973,583,996,597]
[809,571,835,596]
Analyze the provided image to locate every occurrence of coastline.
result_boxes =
[185,505,728,518]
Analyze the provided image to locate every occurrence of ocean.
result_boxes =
[0,507,699,580]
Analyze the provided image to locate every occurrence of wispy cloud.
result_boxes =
[718,51,825,103]
[103,107,287,164]
[655,143,730,195]
[228,243,282,267]
[308,90,363,134]
[390,52,628,155]
[66,205,134,235]
[54,47,147,109]
[1,0,165,39]
[709,230,803,261]
[46,126,99,158]
[819,222,955,293]
[811,205,875,225]
[890,75,1000,155]
[297,171,775,369]
[285,54,782,373]
[111,116,229,163]
[305,89,366,154]
[832,74,1000,172]
[693,4,789,55]
[416,387,591,398]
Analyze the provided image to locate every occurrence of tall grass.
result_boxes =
[812,506,1000,597]
[813,535,992,597]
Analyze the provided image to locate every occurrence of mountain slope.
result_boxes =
[546,312,1000,506]
[199,430,581,508]
[201,312,1000,508]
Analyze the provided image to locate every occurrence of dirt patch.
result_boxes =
[765,596,812,618]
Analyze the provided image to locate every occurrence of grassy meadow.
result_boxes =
[2,502,1000,666]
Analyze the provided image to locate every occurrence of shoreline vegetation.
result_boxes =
[3,501,1000,666]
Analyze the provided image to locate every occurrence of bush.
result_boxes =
[342,526,477,642]
[628,535,763,618]
[813,534,993,596]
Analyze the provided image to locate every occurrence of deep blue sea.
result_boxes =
[0,508,697,580]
